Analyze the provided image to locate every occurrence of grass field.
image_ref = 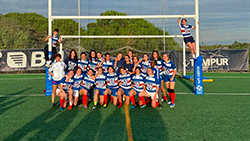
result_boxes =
[0,73,250,141]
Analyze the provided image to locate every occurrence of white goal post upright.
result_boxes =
[47,0,200,94]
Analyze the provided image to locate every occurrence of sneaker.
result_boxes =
[158,104,163,109]
[103,104,107,108]
[170,103,175,108]
[167,101,172,105]
[68,105,72,110]
[59,107,64,111]
[50,103,55,107]
[93,105,97,110]
[131,105,136,109]
[83,104,88,109]
[140,104,146,109]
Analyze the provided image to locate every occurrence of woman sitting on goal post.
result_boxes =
[178,16,198,58]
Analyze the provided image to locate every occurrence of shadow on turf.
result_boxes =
[0,88,31,115]
[3,107,79,141]
[129,107,169,141]
[177,77,193,92]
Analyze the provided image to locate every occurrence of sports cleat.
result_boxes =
[103,104,107,108]
[68,105,72,110]
[59,107,64,111]
[50,103,55,107]
[158,104,163,109]
[78,104,83,110]
[170,103,175,108]
[93,105,97,110]
[131,105,136,109]
[140,104,146,109]
[83,104,88,109]
[167,101,172,105]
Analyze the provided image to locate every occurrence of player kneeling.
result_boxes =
[93,67,107,109]
[117,66,132,108]
[56,70,74,111]
[69,68,84,110]
[104,66,119,107]
[79,69,95,109]
[129,66,145,109]
[138,68,159,108]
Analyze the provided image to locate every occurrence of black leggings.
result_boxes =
[44,45,57,61]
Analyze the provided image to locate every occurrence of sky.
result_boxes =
[0,0,250,45]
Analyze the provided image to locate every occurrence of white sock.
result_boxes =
[69,102,72,105]
[192,54,196,58]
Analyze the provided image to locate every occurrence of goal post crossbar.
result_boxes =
[60,35,183,39]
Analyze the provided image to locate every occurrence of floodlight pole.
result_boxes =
[48,0,52,53]
[162,0,166,51]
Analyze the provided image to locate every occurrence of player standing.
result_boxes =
[98,53,114,75]
[88,50,98,74]
[93,67,107,109]
[162,53,177,108]
[136,53,151,77]
[78,52,89,73]
[56,70,74,111]
[178,17,197,58]
[64,49,78,74]
[48,53,66,107]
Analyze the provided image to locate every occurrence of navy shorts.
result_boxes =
[95,88,105,96]
[52,79,61,85]
[122,88,131,97]
[184,36,195,44]
[164,75,176,82]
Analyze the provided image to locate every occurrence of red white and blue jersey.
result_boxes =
[47,35,60,47]
[60,77,74,91]
[72,74,84,90]
[131,74,145,92]
[102,60,114,74]
[78,58,89,72]
[118,73,132,90]
[106,73,119,89]
[139,60,151,77]
[95,74,106,90]
[80,73,95,91]
[88,58,98,72]
[179,23,194,38]
[145,75,159,93]
[97,58,104,66]
[162,60,176,76]
[152,67,161,85]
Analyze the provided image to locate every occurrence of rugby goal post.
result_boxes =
[46,0,203,96]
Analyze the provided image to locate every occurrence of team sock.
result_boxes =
[69,102,72,105]
[104,95,108,105]
[155,101,159,108]
[60,98,64,108]
[139,96,146,105]
[170,89,176,104]
[118,101,123,108]
[94,102,97,106]
[130,95,136,105]
[83,95,88,106]
[164,95,167,100]
[167,89,171,100]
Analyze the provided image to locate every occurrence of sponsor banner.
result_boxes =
[194,55,204,95]
[169,49,249,71]
[0,49,69,72]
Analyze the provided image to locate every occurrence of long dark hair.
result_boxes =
[68,49,78,61]
[151,50,161,61]
[104,53,111,62]
[89,50,97,63]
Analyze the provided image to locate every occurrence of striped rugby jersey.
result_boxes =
[95,74,107,90]
[179,23,194,38]
[80,73,95,91]
[162,60,176,76]
[102,60,114,74]
[97,58,104,66]
[72,74,84,90]
[88,58,98,72]
[78,58,89,72]
[60,77,74,91]
[145,75,159,93]
[106,73,119,89]
[47,35,59,47]
[131,74,145,92]
[152,67,161,85]
[139,60,151,77]
[118,73,132,90]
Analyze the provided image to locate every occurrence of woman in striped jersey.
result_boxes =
[139,67,160,108]
[70,68,84,110]
[93,67,107,109]
[98,53,115,75]
[88,50,98,74]
[79,69,95,109]
[56,70,74,111]
[162,53,177,108]
[136,53,151,77]
[117,66,132,107]
[103,66,120,106]
[78,52,89,73]
[96,52,104,66]
[129,66,145,109]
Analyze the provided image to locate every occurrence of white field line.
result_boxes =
[204,76,250,79]
[177,92,250,95]
[0,77,45,80]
